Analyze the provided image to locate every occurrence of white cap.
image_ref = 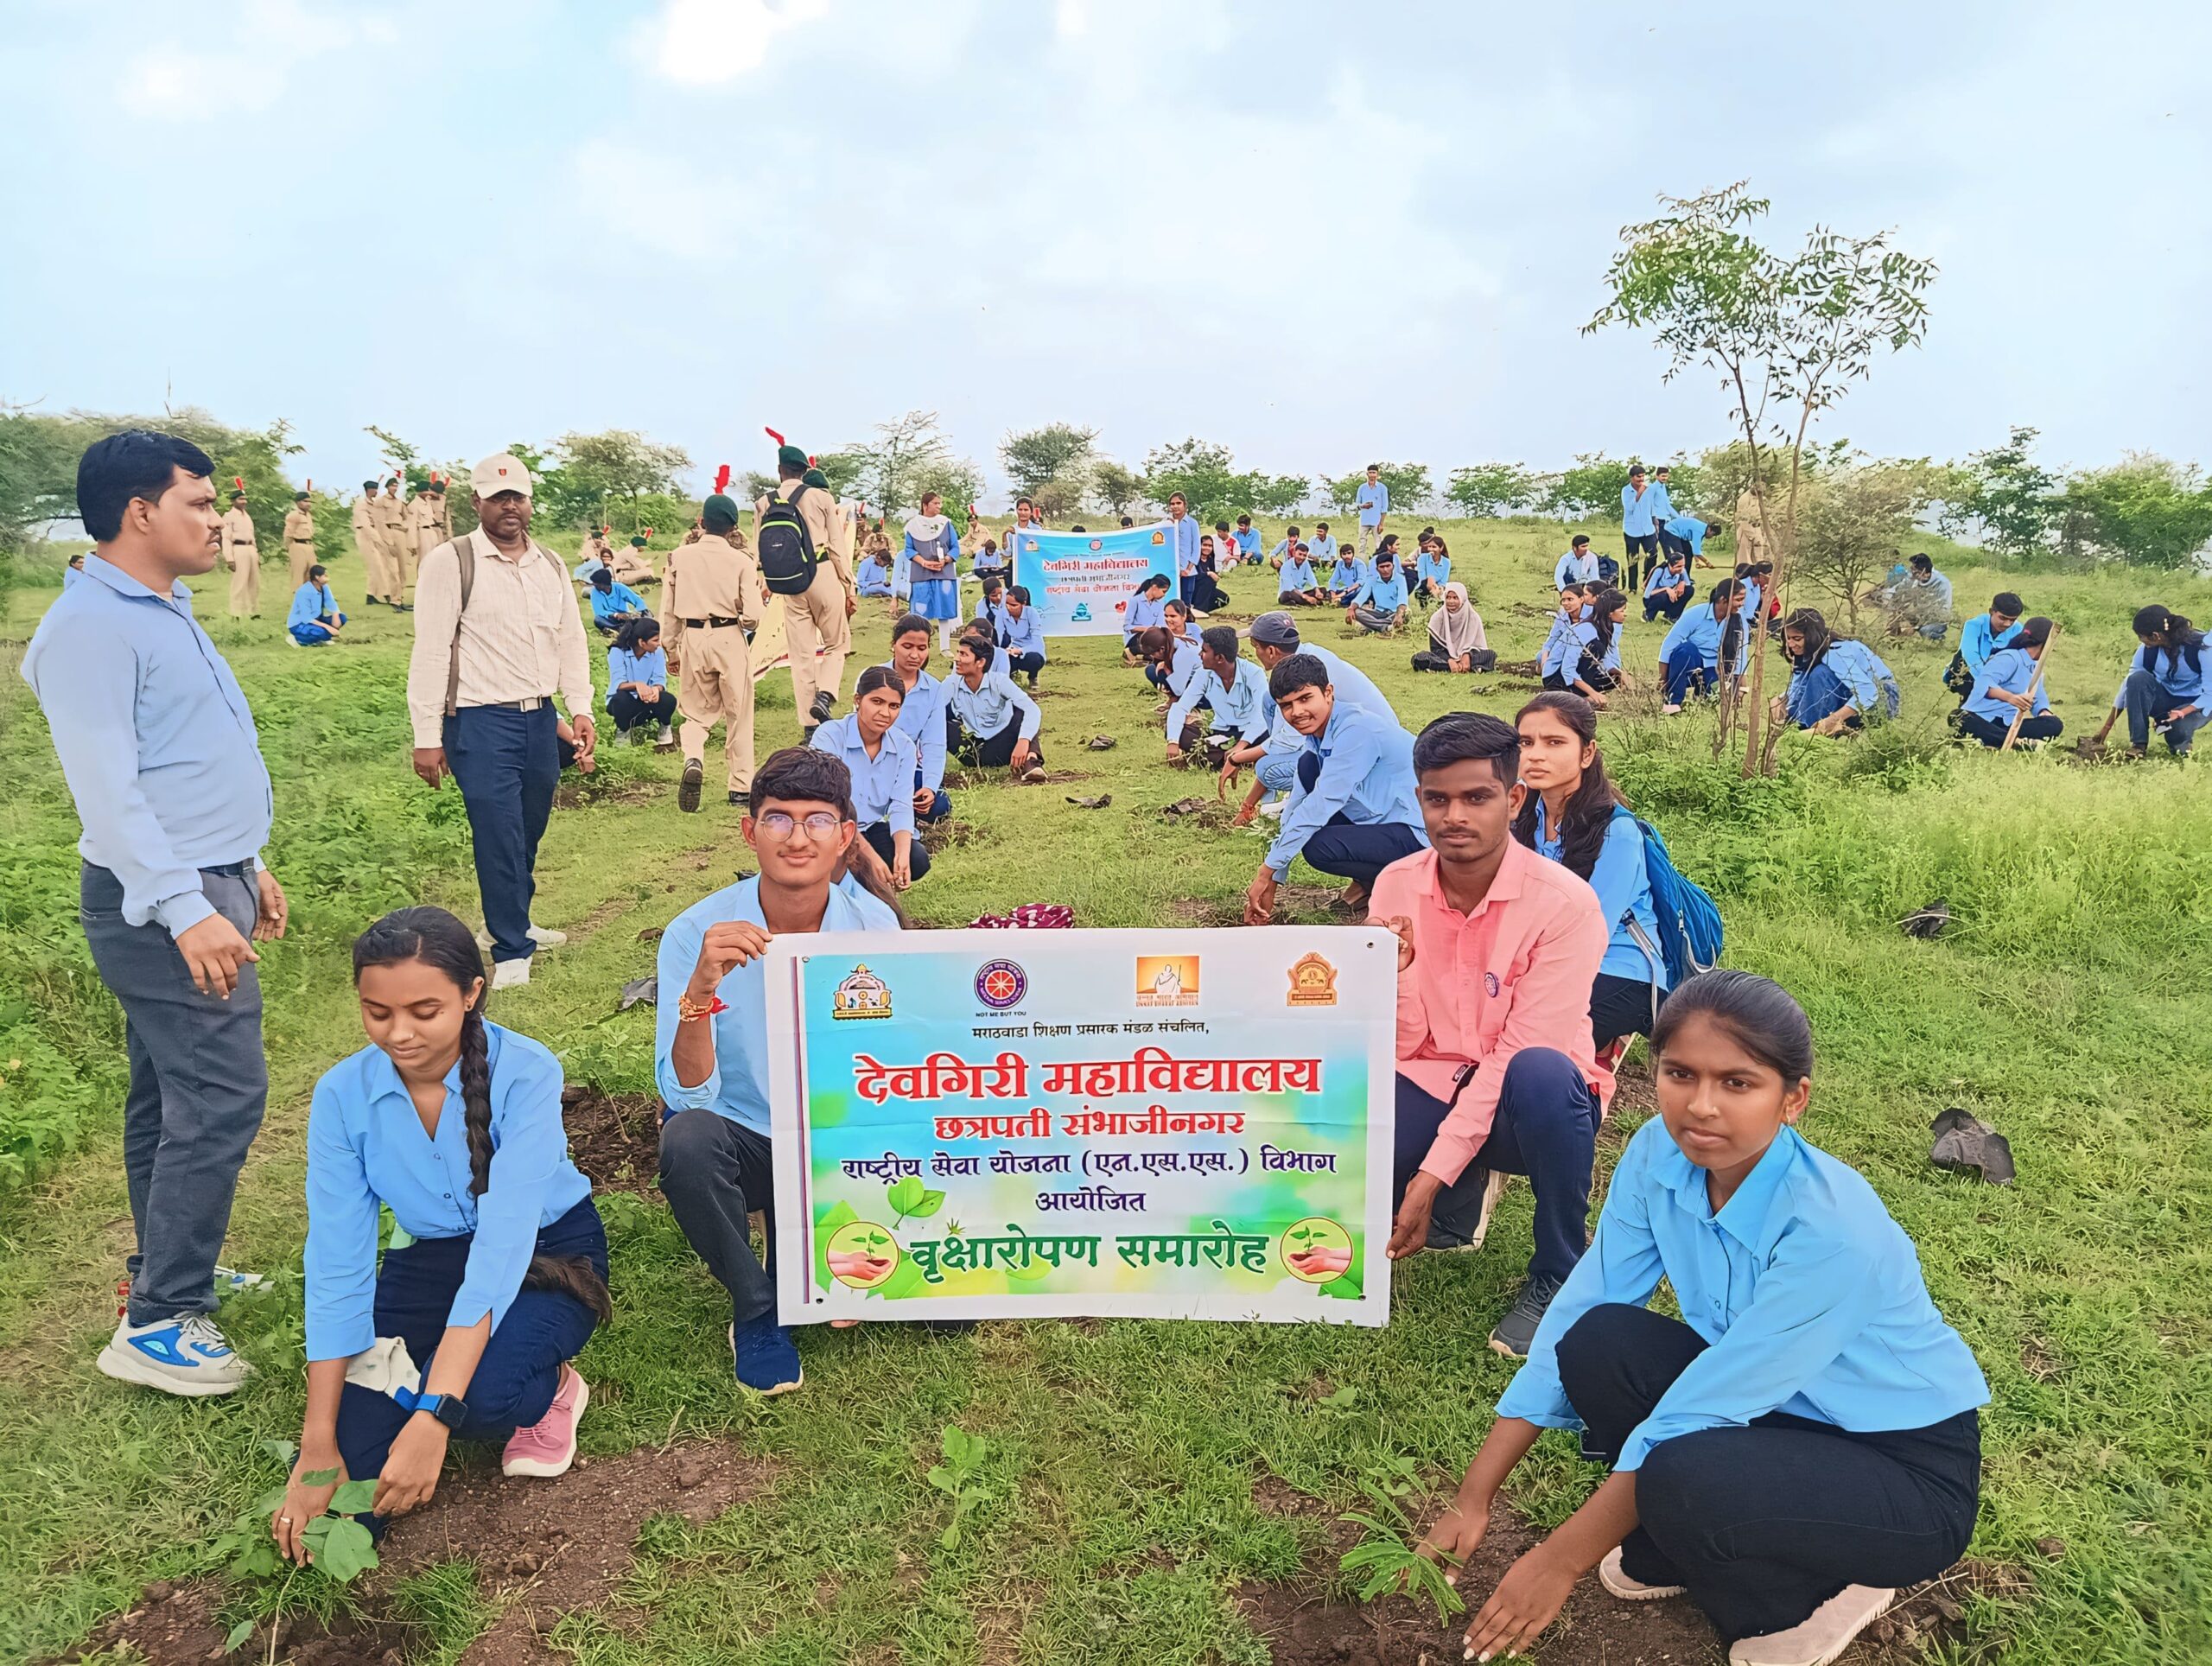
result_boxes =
[470,454,533,498]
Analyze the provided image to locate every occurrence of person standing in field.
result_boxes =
[353,480,392,608]
[1355,464,1390,561]
[1621,465,1659,586]
[283,487,316,589]
[668,484,765,812]
[902,490,963,652]
[377,476,415,611]
[22,429,285,1397]
[405,454,596,990]
[1165,492,1201,609]
[220,482,260,616]
[756,443,857,739]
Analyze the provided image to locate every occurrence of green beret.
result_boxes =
[702,493,741,525]
[294,490,310,500]
[630,535,648,546]
[801,467,829,489]
[776,443,809,471]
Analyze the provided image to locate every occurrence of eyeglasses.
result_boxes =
[756,811,845,838]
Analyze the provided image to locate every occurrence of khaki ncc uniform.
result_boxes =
[609,544,658,587]
[284,504,317,588]
[353,494,391,602]
[376,491,414,601]
[666,532,766,793]
[1735,489,1770,566]
[221,505,261,615]
[759,482,855,717]
[413,492,451,560]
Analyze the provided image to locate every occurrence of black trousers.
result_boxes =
[608,687,677,731]
[1412,647,1497,672]
[1003,650,1045,686]
[1589,970,1664,1050]
[659,1110,777,1325]
[954,716,1044,771]
[861,819,931,882]
[1542,656,1617,696]
[1956,709,2063,747]
[1643,589,1691,623]
[1556,1303,1980,1644]
[1293,751,1427,887]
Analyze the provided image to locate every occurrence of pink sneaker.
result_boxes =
[501,1364,589,1478]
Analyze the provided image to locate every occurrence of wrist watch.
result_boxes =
[411,1391,470,1431]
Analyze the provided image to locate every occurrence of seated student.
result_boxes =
[571,541,607,585]
[1248,610,1398,721]
[658,749,905,1396]
[1277,543,1326,606]
[1307,520,1339,568]
[1884,553,1954,640]
[1423,971,1986,1666]
[1514,693,1669,1050]
[1412,582,1497,673]
[287,563,347,646]
[1371,711,1608,1354]
[856,543,896,599]
[606,615,678,747]
[65,550,88,589]
[1122,572,1172,661]
[1658,512,1719,572]
[1944,591,2024,702]
[1267,525,1305,571]
[1348,551,1412,634]
[882,613,951,823]
[1167,624,1274,769]
[1244,652,1427,919]
[278,907,609,1556]
[810,666,928,889]
[1414,536,1452,604]
[1326,547,1367,605]
[996,584,1047,688]
[1777,608,1900,734]
[2090,603,2206,758]
[946,634,1046,781]
[1956,616,2062,747]
[1643,550,1694,623]
[1659,579,1745,715]
[969,535,1007,585]
[1143,598,1204,688]
[1233,513,1261,565]
[1554,534,1600,589]
[1211,519,1237,571]
[1537,582,1592,690]
[972,573,1011,642]
[588,567,645,635]
[1143,621,1207,723]
[610,536,658,588]
[1734,563,1763,632]
[1546,587,1630,706]
[1192,533,1230,614]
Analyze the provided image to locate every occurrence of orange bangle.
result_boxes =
[677,993,727,1024]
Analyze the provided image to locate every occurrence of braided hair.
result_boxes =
[352,906,495,1196]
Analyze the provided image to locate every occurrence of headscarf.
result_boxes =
[904,507,952,564]
[1428,582,1486,658]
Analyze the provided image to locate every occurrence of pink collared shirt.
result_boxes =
[1370,840,1608,1186]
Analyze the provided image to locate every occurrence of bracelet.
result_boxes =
[677,992,728,1024]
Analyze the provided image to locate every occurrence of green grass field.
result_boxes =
[1,518,2208,1665]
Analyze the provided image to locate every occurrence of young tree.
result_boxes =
[1588,182,1936,774]
[1445,462,1542,518]
[1141,438,1244,522]
[1792,457,1945,631]
[2063,453,2212,570]
[1542,453,1636,520]
[1090,459,1144,518]
[1936,426,2059,558]
[848,411,978,519]
[1000,423,1098,499]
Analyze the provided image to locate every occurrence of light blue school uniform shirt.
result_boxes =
[1264,703,1427,880]
[1278,556,1318,592]
[1168,653,1273,744]
[1124,588,1168,633]
[1234,526,1260,558]
[1644,562,1691,598]
[1621,483,1656,537]
[1501,1119,1989,1471]
[1354,569,1408,613]
[1739,576,1763,620]
[1963,645,2052,725]
[1530,800,1665,987]
[605,644,667,709]
[1328,556,1364,593]
[1785,639,1898,726]
[63,563,86,590]
[589,580,645,626]
[1957,614,2022,677]
[657,875,901,1136]
[810,712,918,836]
[1308,531,1339,564]
[1648,480,1676,522]
[857,559,895,597]
[1909,569,1955,614]
[1416,552,1451,590]
[287,582,338,632]
[572,555,606,582]
[997,606,1046,661]
[1286,640,1395,723]
[946,666,1041,741]
[973,595,1010,639]
[303,1025,593,1361]
[1661,602,1728,668]
[1539,611,1584,678]
[880,661,949,792]
[1355,479,1389,527]
[1554,549,1600,588]
[1662,515,1708,556]
[2113,642,2206,710]
[1158,637,1205,704]
[1168,515,1201,576]
[21,551,273,934]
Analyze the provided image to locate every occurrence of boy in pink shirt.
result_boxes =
[1371,711,1609,1358]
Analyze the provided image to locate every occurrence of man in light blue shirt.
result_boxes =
[1276,544,1325,606]
[657,747,903,1396]
[1308,522,1339,566]
[1620,464,1659,584]
[1166,624,1273,762]
[1348,552,1410,633]
[588,568,645,633]
[1326,550,1366,604]
[1166,492,1201,608]
[1647,465,1677,525]
[1233,515,1261,563]
[1354,466,1390,559]
[1248,612,1398,723]
[946,636,1045,778]
[1659,513,1715,565]
[1266,525,1303,569]
[22,430,285,1396]
[1554,536,1600,589]
[1948,591,2023,703]
[1245,652,1427,920]
[995,585,1047,687]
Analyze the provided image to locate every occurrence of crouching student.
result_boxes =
[1412,582,1496,673]
[1167,625,1273,770]
[657,749,906,1396]
[856,543,896,599]
[1122,572,1172,661]
[2090,603,2207,758]
[288,564,347,646]
[1545,587,1629,706]
[1420,971,1986,1666]
[883,613,951,823]
[1777,608,1900,734]
[996,585,1047,688]
[1243,653,1426,920]
[1277,543,1325,606]
[1514,694,1669,1051]
[1643,551,1693,623]
[947,634,1046,782]
[588,567,645,635]
[1143,600,1204,690]
[1659,579,1743,714]
[279,907,608,1556]
[1372,712,1608,1356]
[811,666,928,889]
[1956,615,2062,747]
[606,615,678,747]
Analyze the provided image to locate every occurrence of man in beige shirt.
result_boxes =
[609,534,658,588]
[220,485,260,616]
[665,492,766,811]
[404,453,597,989]
[353,480,392,606]
[283,490,316,589]
[376,478,415,610]
[759,443,856,734]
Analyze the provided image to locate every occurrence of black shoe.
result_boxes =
[728,791,745,804]
[801,724,817,746]
[1488,1273,1567,1360]
[679,759,702,814]
[809,690,835,725]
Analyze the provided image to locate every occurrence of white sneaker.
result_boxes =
[1258,798,1287,819]
[492,957,532,989]
[1662,703,1684,716]
[527,924,567,946]
[1599,1545,1688,1601]
[98,1313,252,1397]
[1728,1586,1896,1666]
[212,1265,268,1295]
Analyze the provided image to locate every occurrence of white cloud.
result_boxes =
[639,0,831,85]
[119,0,397,119]
[1054,0,1087,38]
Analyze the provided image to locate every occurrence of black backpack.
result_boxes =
[756,485,819,596]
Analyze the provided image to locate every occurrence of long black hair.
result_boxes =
[2133,604,2204,680]
[1510,691,1622,881]
[1782,605,1833,667]
[613,614,662,655]
[1586,587,1629,662]
[1652,970,1815,1084]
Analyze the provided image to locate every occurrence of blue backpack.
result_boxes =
[1613,808,1723,987]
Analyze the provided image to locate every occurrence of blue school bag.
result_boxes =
[1613,808,1723,987]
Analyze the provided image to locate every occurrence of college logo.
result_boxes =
[1149,530,1166,544]
[831,963,893,1021]
[1286,952,1338,1007]
[1071,602,1092,621]
[1484,971,1501,998]
[1089,538,1103,550]
[976,958,1028,1011]
[1135,954,1199,1008]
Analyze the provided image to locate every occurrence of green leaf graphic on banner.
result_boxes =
[887,1174,925,1216]
[877,1254,931,1300]
[814,1199,858,1294]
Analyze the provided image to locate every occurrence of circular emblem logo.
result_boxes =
[1484,971,1501,997]
[1089,538,1103,550]
[976,959,1028,1010]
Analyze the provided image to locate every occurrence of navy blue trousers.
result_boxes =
[1662,645,1716,705]
[1389,1051,1597,1281]
[443,703,560,965]
[1292,751,1427,889]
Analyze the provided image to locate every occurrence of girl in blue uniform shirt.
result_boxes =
[1513,693,1669,1051]
[972,575,1011,642]
[810,665,927,888]
[882,614,950,823]
[1956,615,2062,748]
[1142,599,1203,688]
[855,543,896,599]
[1544,587,1630,707]
[1777,609,1900,734]
[1660,578,1744,714]
[605,615,677,747]
[277,908,608,1558]
[1421,971,1986,1666]
[1414,536,1452,604]
[902,493,962,651]
[995,584,1048,688]
[1122,573,1172,660]
[287,564,347,646]
[1643,550,1693,623]
[1144,623,1207,724]
[2089,603,2206,757]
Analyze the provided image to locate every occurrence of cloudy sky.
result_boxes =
[5,0,2206,503]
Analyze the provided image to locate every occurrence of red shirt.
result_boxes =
[1370,840,1608,1186]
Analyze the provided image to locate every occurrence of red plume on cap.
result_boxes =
[764,426,785,446]
[808,455,817,467]
[232,475,244,492]
[643,526,654,537]
[714,464,731,494]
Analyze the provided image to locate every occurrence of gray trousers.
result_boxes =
[658,1108,776,1325]
[79,864,269,1326]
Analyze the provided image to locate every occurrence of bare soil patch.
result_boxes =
[560,1086,664,1195]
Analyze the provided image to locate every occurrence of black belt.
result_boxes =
[202,859,256,879]
[683,615,744,628]
[229,540,253,545]
[463,696,550,713]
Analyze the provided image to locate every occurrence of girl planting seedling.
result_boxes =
[1416,972,1986,1666]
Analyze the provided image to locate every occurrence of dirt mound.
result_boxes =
[560,1086,664,1195]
